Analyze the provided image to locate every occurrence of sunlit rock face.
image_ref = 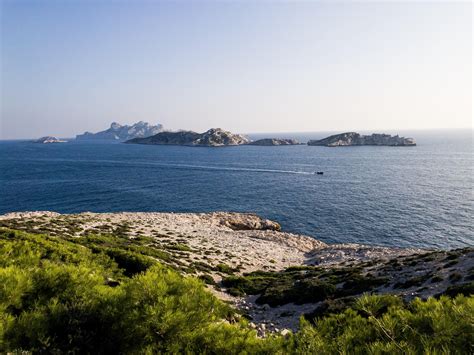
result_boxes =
[34,136,67,143]
[308,132,416,147]
[126,128,250,147]
[247,138,300,146]
[76,121,163,141]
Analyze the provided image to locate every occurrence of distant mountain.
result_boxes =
[34,136,67,144]
[308,132,416,147]
[76,121,163,141]
[126,128,250,147]
[247,138,300,146]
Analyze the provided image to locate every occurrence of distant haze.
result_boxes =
[1,1,472,139]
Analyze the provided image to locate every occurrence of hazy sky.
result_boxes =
[1,1,472,139]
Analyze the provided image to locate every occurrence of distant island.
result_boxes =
[74,124,417,148]
[34,136,67,144]
[126,128,250,147]
[308,132,416,147]
[247,138,300,146]
[126,128,304,147]
[76,121,163,141]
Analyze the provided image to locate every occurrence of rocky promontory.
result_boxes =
[126,128,250,147]
[34,136,67,143]
[0,211,471,335]
[308,132,416,147]
[76,121,163,141]
[247,138,300,146]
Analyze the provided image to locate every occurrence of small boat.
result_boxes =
[315,171,324,175]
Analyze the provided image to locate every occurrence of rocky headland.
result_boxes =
[308,132,416,147]
[247,138,300,146]
[76,121,163,141]
[126,128,250,147]
[1,211,471,335]
[33,136,67,143]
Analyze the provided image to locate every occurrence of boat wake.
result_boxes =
[145,162,315,175]
[32,158,316,175]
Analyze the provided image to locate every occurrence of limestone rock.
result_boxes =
[34,136,67,144]
[308,132,416,147]
[76,121,163,141]
[126,128,250,147]
[216,212,281,231]
[247,138,300,146]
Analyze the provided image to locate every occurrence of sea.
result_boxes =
[1,129,472,250]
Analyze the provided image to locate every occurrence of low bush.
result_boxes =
[198,274,216,285]
[393,274,431,289]
[1,228,472,354]
[216,263,238,274]
[441,282,474,298]
[222,267,387,307]
[257,278,336,306]
[296,294,473,354]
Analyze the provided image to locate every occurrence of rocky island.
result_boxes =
[33,136,67,143]
[308,132,416,147]
[247,138,300,146]
[76,121,163,141]
[126,128,250,147]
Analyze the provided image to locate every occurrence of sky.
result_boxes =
[0,0,472,139]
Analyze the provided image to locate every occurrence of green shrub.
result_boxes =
[442,282,474,298]
[393,274,431,289]
[0,229,236,353]
[198,274,216,285]
[337,274,388,297]
[449,272,463,282]
[167,243,193,252]
[1,228,472,354]
[101,247,155,276]
[305,297,356,320]
[257,278,336,307]
[296,294,473,354]
[215,263,238,274]
[223,267,386,307]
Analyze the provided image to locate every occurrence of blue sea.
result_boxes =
[1,129,472,249]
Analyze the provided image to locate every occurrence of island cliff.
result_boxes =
[126,128,250,147]
[247,138,300,146]
[76,121,163,141]
[308,132,416,147]
[34,136,67,143]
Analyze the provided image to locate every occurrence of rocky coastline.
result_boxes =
[1,211,471,335]
[247,138,300,146]
[308,132,416,147]
[33,136,67,143]
[125,128,417,148]
[126,128,250,147]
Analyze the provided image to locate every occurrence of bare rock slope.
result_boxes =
[76,121,163,141]
[34,136,67,143]
[247,138,300,146]
[126,128,250,147]
[308,132,416,147]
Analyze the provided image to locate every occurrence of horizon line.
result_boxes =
[1,127,473,141]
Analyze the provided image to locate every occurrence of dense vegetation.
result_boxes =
[222,266,389,307]
[1,228,472,354]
